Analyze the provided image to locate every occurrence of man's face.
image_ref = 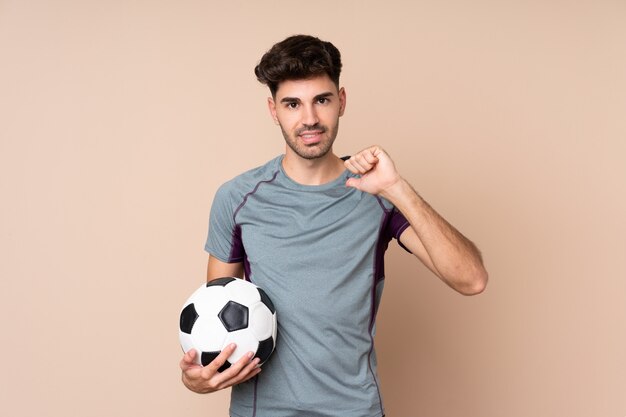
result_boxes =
[268,74,346,160]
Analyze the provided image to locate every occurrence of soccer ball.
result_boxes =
[179,277,277,370]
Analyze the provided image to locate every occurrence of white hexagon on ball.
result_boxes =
[191,314,227,352]
[249,302,274,340]
[226,279,261,306]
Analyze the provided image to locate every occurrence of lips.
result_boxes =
[298,130,324,145]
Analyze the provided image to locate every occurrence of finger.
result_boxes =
[344,158,360,175]
[212,351,255,386]
[345,177,361,189]
[219,355,261,388]
[240,365,262,383]
[345,157,368,174]
[180,349,197,370]
[201,343,237,379]
[361,149,379,164]
[354,153,376,171]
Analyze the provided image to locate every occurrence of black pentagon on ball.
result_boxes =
[218,301,249,332]
[257,288,276,314]
[255,336,275,364]
[206,277,236,287]
[179,303,199,334]
[201,351,231,372]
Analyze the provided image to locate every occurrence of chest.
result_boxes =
[235,187,383,268]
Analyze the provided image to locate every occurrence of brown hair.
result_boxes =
[254,35,342,96]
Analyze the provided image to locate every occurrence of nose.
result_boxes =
[301,104,319,126]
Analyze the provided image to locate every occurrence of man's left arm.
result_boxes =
[344,145,488,295]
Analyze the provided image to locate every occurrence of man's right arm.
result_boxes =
[179,255,260,393]
[206,254,244,281]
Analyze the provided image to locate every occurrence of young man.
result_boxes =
[180,35,488,417]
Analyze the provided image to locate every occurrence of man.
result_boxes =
[180,34,488,417]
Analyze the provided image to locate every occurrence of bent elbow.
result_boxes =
[459,268,489,296]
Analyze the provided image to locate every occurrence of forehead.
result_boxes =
[274,74,339,100]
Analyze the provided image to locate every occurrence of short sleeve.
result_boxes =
[386,207,412,254]
[204,183,245,263]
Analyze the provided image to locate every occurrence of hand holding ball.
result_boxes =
[179,277,277,370]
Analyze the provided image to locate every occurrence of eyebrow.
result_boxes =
[280,91,335,104]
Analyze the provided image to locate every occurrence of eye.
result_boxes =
[286,102,299,109]
[317,97,329,104]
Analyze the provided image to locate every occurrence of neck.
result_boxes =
[282,150,345,186]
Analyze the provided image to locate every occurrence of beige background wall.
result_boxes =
[1,1,625,416]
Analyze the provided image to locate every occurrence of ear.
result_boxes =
[338,87,346,117]
[267,97,279,124]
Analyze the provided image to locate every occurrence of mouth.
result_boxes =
[298,130,324,145]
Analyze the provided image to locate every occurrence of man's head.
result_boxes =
[256,35,346,162]
[254,35,342,98]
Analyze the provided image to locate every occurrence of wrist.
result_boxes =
[380,177,408,201]
[380,178,424,211]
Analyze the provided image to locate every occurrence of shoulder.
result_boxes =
[214,156,282,204]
